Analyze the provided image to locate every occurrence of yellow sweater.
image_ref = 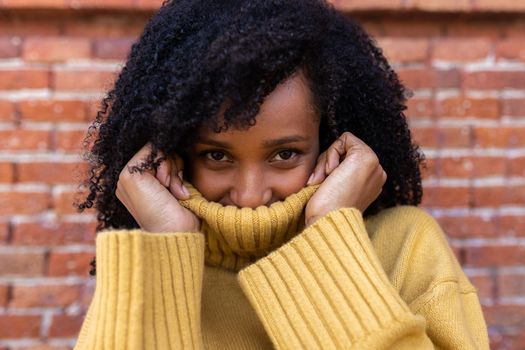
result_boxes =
[74,184,489,349]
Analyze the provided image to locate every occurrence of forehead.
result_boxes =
[198,71,319,142]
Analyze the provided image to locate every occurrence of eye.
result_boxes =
[205,151,228,161]
[273,149,298,161]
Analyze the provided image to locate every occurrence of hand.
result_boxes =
[305,132,387,226]
[115,142,200,233]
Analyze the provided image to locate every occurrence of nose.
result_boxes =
[230,167,272,209]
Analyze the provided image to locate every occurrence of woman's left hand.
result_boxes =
[305,132,387,227]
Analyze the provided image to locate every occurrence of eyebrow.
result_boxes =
[196,135,308,148]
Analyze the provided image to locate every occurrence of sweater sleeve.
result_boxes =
[74,229,205,350]
[237,208,489,350]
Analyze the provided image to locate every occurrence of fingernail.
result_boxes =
[178,170,183,181]
[181,185,190,198]
[165,174,170,187]
[307,173,314,185]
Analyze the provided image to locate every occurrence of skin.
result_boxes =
[116,70,387,233]
[186,70,320,208]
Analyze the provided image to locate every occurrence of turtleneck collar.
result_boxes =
[178,182,320,271]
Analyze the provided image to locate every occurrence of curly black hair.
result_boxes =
[75,0,424,275]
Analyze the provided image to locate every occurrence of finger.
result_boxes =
[156,152,171,187]
[325,138,345,175]
[169,160,190,200]
[125,142,160,177]
[307,151,328,185]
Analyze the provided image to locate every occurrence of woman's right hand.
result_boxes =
[115,142,200,233]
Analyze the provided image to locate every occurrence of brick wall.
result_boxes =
[0,0,524,349]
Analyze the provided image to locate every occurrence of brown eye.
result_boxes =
[206,151,226,161]
[274,150,296,161]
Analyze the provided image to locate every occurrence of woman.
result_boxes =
[74,0,489,348]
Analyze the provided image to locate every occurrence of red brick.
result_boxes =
[500,215,525,237]
[503,21,525,38]
[86,98,103,121]
[0,315,40,338]
[498,273,525,298]
[10,284,80,308]
[496,38,525,62]
[420,157,438,180]
[502,98,525,117]
[471,156,506,177]
[0,162,14,183]
[504,184,525,205]
[421,186,470,207]
[0,285,9,307]
[0,37,20,58]
[55,129,91,152]
[488,330,525,350]
[135,0,163,9]
[405,96,433,119]
[0,222,8,243]
[79,280,95,310]
[0,19,61,37]
[397,69,429,89]
[437,215,498,238]
[48,314,84,337]
[1,0,66,8]
[330,0,403,11]
[18,100,87,122]
[54,190,96,215]
[433,38,491,61]
[446,20,504,38]
[93,38,134,60]
[440,126,471,148]
[0,129,50,151]
[406,0,470,11]
[11,221,96,246]
[63,17,144,38]
[17,162,89,185]
[435,97,499,119]
[464,71,525,90]
[22,37,91,63]
[435,69,462,88]
[16,345,71,350]
[440,156,471,177]
[52,69,118,91]
[508,156,525,176]
[376,38,429,63]
[48,252,94,276]
[0,252,45,277]
[359,21,383,38]
[0,100,16,122]
[398,68,460,89]
[0,69,49,90]
[382,20,443,37]
[473,127,525,148]
[472,186,505,207]
[468,274,493,301]
[411,126,438,148]
[473,0,525,11]
[0,192,50,216]
[68,0,134,9]
[482,304,525,328]
[465,245,525,267]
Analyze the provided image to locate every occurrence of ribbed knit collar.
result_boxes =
[179,182,319,271]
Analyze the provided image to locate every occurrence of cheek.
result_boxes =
[187,163,229,202]
[186,153,320,202]
[269,157,319,199]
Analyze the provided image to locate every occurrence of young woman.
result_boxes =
[74,0,490,348]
